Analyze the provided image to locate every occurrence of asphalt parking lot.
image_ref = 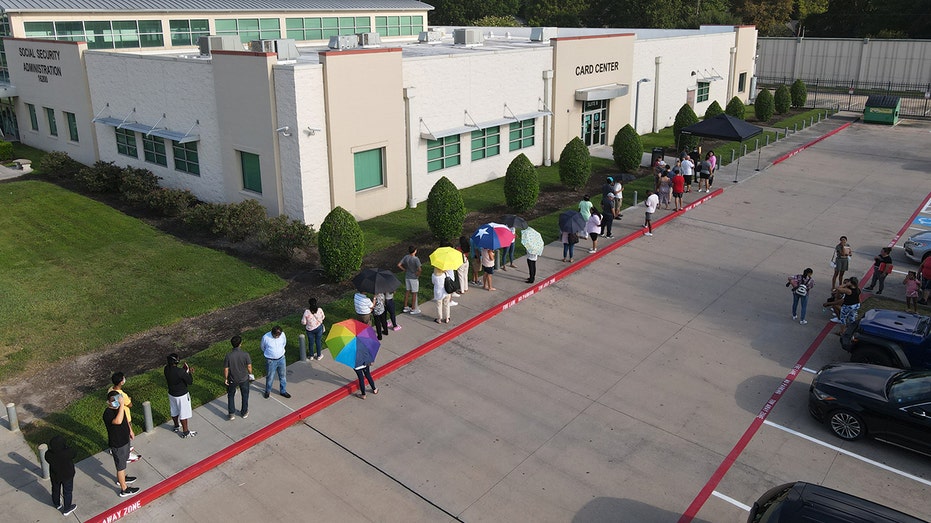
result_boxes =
[115,118,931,523]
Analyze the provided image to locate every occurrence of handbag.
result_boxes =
[879,262,893,275]
[830,252,836,269]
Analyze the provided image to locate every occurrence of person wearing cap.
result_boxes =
[164,353,196,438]
[600,177,616,238]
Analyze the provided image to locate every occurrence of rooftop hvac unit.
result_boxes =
[357,32,382,47]
[198,35,243,56]
[328,35,358,50]
[250,39,300,60]
[417,30,442,43]
[453,28,483,46]
[530,27,557,42]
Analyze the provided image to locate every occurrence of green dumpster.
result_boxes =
[863,95,900,125]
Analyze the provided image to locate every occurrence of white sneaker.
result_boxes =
[403,306,411,312]
[450,301,459,306]
[452,292,461,297]
[644,232,653,236]
[409,309,422,315]
[800,320,808,325]
[792,315,798,320]
[830,318,842,324]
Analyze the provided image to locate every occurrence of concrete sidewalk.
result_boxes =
[0,113,856,522]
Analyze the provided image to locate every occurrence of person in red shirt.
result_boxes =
[919,256,931,304]
[671,167,685,211]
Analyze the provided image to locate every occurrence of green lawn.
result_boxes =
[0,180,285,381]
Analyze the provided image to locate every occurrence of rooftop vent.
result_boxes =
[198,35,243,56]
[530,27,557,42]
[417,30,443,44]
[357,32,382,47]
[453,28,483,46]
[328,35,359,51]
[250,39,300,61]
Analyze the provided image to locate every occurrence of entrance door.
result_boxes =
[581,100,608,146]
[0,100,19,141]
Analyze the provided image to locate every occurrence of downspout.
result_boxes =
[652,56,662,134]
[542,70,553,166]
[727,47,737,101]
[403,87,416,208]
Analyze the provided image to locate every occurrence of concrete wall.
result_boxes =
[732,26,758,103]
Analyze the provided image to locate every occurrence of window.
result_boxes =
[375,15,423,37]
[172,141,199,175]
[738,72,747,93]
[354,148,384,191]
[217,18,280,43]
[142,135,167,166]
[240,151,262,193]
[427,135,460,172]
[509,119,535,151]
[697,81,710,103]
[115,128,137,157]
[285,16,370,40]
[471,127,500,161]
[44,107,57,137]
[65,111,78,142]
[25,19,164,48]
[26,103,38,131]
[169,19,209,46]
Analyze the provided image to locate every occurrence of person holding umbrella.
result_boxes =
[457,236,471,294]
[481,247,496,291]
[521,227,544,284]
[326,319,380,399]
[558,210,585,263]
[432,267,452,323]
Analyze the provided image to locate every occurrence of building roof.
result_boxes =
[0,0,433,13]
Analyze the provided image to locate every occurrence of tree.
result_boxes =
[704,100,725,119]
[774,84,791,114]
[317,206,364,282]
[472,15,520,26]
[673,104,700,151]
[754,88,775,122]
[428,0,520,26]
[558,137,591,191]
[504,154,540,212]
[790,79,808,108]
[734,0,794,36]
[585,0,689,29]
[426,176,466,243]
[522,0,590,27]
[612,125,643,173]
[725,96,746,120]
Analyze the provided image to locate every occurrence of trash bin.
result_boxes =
[863,95,900,125]
[651,147,665,169]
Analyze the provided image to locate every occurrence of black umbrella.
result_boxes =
[501,214,529,230]
[351,268,401,294]
[558,210,586,233]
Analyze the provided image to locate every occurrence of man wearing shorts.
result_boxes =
[831,236,851,289]
[680,155,694,193]
[671,167,685,211]
[104,390,140,497]
[164,353,197,438]
[398,246,422,314]
[697,155,712,193]
[644,190,659,237]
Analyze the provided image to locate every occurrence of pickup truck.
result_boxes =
[840,309,931,370]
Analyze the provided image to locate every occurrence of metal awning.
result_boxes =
[419,109,552,141]
[0,83,18,97]
[511,110,551,121]
[93,116,200,144]
[419,123,476,141]
[575,84,629,101]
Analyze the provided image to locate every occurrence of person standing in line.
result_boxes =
[103,391,140,497]
[164,353,197,436]
[355,362,378,399]
[301,297,326,360]
[525,251,538,284]
[384,291,401,331]
[481,247,496,291]
[658,169,671,210]
[500,226,518,271]
[457,236,470,294]
[787,268,814,324]
[372,292,390,340]
[107,371,140,463]
[261,326,289,399]
[398,246,422,315]
[586,207,602,253]
[643,190,659,236]
[469,236,482,286]
[864,247,893,294]
[671,165,685,211]
[680,155,694,193]
[904,271,920,313]
[919,255,931,305]
[831,236,852,290]
[601,176,616,232]
[45,435,77,515]
[707,150,717,188]
[432,267,451,324]
[353,290,373,324]
[613,177,624,219]
[224,335,253,420]
[561,229,576,263]
[579,194,593,222]
[832,277,861,337]
[697,154,712,193]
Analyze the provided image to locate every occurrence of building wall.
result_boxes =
[732,25,758,103]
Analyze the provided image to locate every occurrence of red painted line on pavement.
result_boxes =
[87,191,722,523]
[771,120,853,166]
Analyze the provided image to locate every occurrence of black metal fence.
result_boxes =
[756,76,931,118]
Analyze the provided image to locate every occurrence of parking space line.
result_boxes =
[711,491,751,512]
[801,367,818,374]
[763,420,931,487]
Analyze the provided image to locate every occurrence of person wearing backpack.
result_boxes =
[787,268,814,325]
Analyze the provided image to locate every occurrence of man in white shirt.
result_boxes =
[680,155,694,193]
[644,190,659,237]
[261,326,289,399]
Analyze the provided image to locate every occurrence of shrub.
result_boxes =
[119,167,161,204]
[36,151,82,178]
[775,84,791,114]
[183,202,227,232]
[318,206,364,282]
[558,137,591,191]
[145,188,197,217]
[75,161,122,193]
[725,96,746,120]
[704,100,724,119]
[673,104,699,151]
[261,214,317,260]
[791,79,807,108]
[0,141,13,162]
[220,199,267,242]
[503,154,539,212]
[426,176,466,242]
[612,124,643,173]
[754,88,775,122]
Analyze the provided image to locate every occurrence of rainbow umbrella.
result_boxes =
[471,223,515,250]
[326,319,381,369]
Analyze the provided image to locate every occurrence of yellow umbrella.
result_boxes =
[429,246,464,271]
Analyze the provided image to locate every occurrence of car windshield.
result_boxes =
[889,373,931,404]
[751,484,793,523]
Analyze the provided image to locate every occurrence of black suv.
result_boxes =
[749,481,928,522]
[840,309,931,369]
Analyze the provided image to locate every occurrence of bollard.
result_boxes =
[730,150,735,163]
[818,112,821,123]
[299,334,307,362]
[793,123,798,132]
[784,127,789,136]
[754,138,759,151]
[143,401,154,434]
[632,191,638,207]
[39,443,49,480]
[742,144,747,156]
[765,135,770,146]
[6,402,19,432]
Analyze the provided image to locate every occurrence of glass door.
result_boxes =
[581,100,608,146]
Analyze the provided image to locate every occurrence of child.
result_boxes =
[46,435,77,516]
[372,293,389,340]
[905,271,920,313]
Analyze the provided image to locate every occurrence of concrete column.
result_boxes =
[856,38,870,85]
[403,87,416,208]
[652,57,662,133]
[792,36,803,80]
[39,443,49,480]
[727,48,737,101]
[6,403,18,432]
[142,401,154,433]
[543,69,554,166]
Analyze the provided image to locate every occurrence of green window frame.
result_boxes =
[738,72,747,93]
[427,135,460,173]
[44,107,57,137]
[23,21,54,38]
[471,127,500,161]
[217,18,280,43]
[169,19,209,47]
[509,119,535,151]
[65,111,78,142]
[353,148,384,191]
[142,135,167,166]
[375,15,423,37]
[240,151,262,193]
[26,103,38,131]
[697,81,710,103]
[172,141,199,175]
[115,128,137,158]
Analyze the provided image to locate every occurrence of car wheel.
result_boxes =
[850,345,897,367]
[829,409,866,441]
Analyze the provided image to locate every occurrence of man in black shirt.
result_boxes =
[164,353,196,438]
[103,390,140,497]
[224,335,253,420]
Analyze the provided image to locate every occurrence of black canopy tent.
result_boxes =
[680,114,763,182]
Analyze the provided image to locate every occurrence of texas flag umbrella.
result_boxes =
[471,223,515,250]
[326,319,380,369]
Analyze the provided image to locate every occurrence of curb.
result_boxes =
[770,119,856,167]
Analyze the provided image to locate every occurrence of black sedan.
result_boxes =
[808,363,931,456]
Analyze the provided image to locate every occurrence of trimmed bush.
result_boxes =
[673,104,699,151]
[558,137,591,191]
[612,124,643,173]
[318,206,364,282]
[183,202,226,232]
[75,161,122,193]
[261,215,317,260]
[426,176,467,242]
[704,100,724,119]
[218,199,267,242]
[791,79,807,108]
[725,96,746,120]
[0,141,13,162]
[119,167,161,204]
[754,88,775,123]
[145,188,197,217]
[775,84,791,114]
[503,154,539,212]
[37,151,82,178]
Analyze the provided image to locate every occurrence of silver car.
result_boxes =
[903,230,931,263]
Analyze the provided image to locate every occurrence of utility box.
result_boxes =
[651,147,665,169]
[863,95,900,125]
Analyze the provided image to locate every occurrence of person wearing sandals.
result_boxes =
[301,297,325,360]
[432,267,451,324]
[354,362,377,399]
